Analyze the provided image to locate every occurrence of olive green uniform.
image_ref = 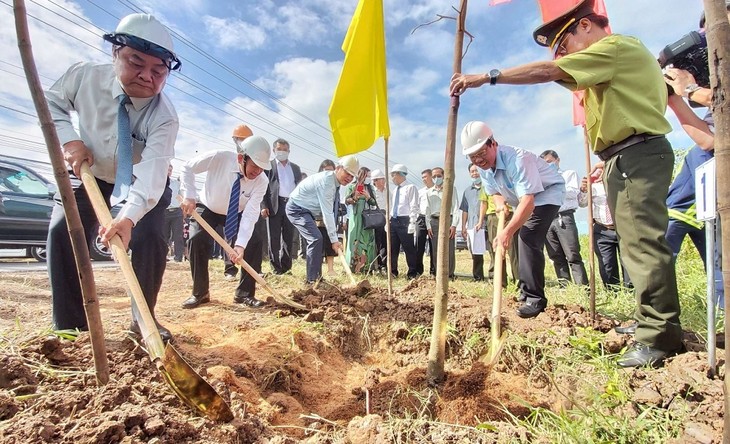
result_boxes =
[555,34,681,352]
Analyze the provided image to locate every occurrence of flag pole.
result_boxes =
[384,138,393,295]
[583,126,596,323]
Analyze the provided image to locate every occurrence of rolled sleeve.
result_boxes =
[235,178,267,248]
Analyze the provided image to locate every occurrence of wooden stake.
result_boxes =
[583,126,596,323]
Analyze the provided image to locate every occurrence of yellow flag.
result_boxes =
[328,0,390,156]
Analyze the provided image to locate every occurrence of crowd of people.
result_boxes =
[43,0,728,369]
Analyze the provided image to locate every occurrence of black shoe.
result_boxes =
[223,273,237,282]
[617,342,679,368]
[614,322,638,335]
[182,293,210,309]
[129,320,173,344]
[234,296,265,308]
[516,300,547,318]
[514,293,527,303]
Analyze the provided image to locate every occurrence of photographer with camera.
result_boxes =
[661,3,730,309]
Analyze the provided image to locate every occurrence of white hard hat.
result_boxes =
[338,155,360,176]
[371,169,385,179]
[391,164,408,175]
[239,135,274,170]
[103,14,181,71]
[461,121,494,155]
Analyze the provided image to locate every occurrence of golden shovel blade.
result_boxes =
[158,343,234,422]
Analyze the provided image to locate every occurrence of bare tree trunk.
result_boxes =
[13,0,109,385]
[701,1,730,442]
[427,0,467,385]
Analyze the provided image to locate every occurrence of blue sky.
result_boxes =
[0,0,710,226]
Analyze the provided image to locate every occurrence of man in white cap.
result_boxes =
[45,13,181,342]
[179,135,272,309]
[286,155,359,284]
[389,164,420,279]
[461,121,564,318]
[370,168,388,272]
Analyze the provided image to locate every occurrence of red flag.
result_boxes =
[536,0,611,126]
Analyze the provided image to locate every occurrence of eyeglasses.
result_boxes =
[104,33,182,71]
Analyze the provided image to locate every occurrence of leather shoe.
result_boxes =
[223,273,237,282]
[234,296,264,308]
[614,322,638,335]
[516,299,547,318]
[182,293,210,309]
[129,320,173,344]
[617,342,679,368]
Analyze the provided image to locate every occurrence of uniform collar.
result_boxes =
[113,79,154,111]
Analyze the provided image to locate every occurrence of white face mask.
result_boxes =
[275,150,289,161]
[433,177,444,186]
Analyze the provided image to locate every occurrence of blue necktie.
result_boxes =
[224,173,242,240]
[393,185,401,217]
[112,94,132,205]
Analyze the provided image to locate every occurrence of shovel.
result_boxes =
[81,163,233,422]
[482,210,508,367]
[180,196,305,310]
[336,230,371,291]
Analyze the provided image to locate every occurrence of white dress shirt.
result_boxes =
[418,186,431,214]
[276,159,296,198]
[559,169,580,212]
[46,62,179,225]
[374,187,387,209]
[578,181,613,226]
[167,178,181,209]
[424,185,460,230]
[180,150,268,248]
[391,183,419,226]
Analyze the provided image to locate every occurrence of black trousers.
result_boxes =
[188,206,226,298]
[593,221,632,288]
[48,178,170,330]
[223,236,238,277]
[545,210,588,285]
[164,207,185,261]
[518,204,560,304]
[414,215,433,275]
[390,216,418,278]
[236,217,266,299]
[268,197,296,273]
[374,225,387,269]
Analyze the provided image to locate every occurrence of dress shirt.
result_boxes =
[558,169,580,212]
[276,159,296,198]
[167,178,181,209]
[46,62,179,225]
[391,183,419,226]
[479,144,565,208]
[180,150,268,248]
[424,185,460,230]
[374,187,388,209]
[289,171,340,243]
[460,185,482,229]
[418,186,431,214]
[578,181,613,226]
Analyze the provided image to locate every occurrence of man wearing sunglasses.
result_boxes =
[46,14,181,343]
[450,0,679,368]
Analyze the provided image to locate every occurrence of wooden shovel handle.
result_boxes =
[80,163,165,359]
[490,210,506,349]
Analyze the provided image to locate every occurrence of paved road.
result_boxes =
[0,250,118,273]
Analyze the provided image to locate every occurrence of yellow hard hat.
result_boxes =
[232,124,253,139]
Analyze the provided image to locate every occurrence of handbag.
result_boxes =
[361,185,386,229]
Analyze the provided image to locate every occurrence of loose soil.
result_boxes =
[0,262,724,443]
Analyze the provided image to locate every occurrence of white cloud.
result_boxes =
[202,15,266,50]
[275,4,328,42]
[388,67,440,105]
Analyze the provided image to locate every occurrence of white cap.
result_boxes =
[238,135,274,170]
[391,164,407,175]
[371,169,385,179]
[461,121,494,155]
[103,14,180,70]
[338,155,360,176]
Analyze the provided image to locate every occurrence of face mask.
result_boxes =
[275,150,289,161]
[364,178,371,185]
[471,176,482,185]
[433,177,444,186]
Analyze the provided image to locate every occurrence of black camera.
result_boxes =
[658,30,710,89]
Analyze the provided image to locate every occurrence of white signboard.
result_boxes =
[695,157,716,222]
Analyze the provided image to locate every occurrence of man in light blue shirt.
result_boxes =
[461,121,564,318]
[287,155,359,283]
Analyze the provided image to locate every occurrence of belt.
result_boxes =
[593,219,615,230]
[597,134,664,161]
[279,196,290,202]
[558,209,575,216]
[390,216,409,221]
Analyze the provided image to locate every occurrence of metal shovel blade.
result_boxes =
[159,344,234,422]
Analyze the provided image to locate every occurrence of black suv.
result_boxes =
[0,157,113,261]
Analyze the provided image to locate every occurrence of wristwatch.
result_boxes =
[489,69,501,86]
[684,83,701,98]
